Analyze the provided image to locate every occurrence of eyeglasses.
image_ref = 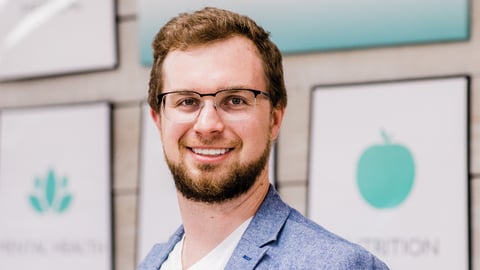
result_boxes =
[157,88,271,123]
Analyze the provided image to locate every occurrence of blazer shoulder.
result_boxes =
[137,227,184,270]
[269,208,390,269]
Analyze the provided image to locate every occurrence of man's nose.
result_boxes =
[192,99,225,134]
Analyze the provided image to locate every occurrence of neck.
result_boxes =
[177,177,270,269]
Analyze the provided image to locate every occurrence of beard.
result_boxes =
[165,142,271,203]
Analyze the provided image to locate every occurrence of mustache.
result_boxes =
[181,133,239,146]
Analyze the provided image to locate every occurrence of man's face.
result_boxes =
[151,36,284,203]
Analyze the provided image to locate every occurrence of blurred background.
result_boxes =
[0,0,478,269]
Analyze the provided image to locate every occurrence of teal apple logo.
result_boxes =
[29,168,73,214]
[356,129,415,209]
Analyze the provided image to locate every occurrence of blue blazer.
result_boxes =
[138,185,389,269]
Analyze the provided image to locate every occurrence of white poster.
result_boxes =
[137,103,276,262]
[308,77,469,269]
[0,0,117,81]
[0,103,112,270]
[136,103,182,263]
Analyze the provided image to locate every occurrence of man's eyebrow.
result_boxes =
[166,86,255,93]
[222,85,252,90]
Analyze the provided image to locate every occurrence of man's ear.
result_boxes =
[150,108,162,140]
[270,106,285,141]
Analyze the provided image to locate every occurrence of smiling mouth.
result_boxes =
[190,148,232,156]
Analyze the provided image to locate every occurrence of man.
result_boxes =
[138,7,389,270]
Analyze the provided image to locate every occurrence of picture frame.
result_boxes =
[138,0,469,65]
[307,76,470,269]
[0,102,113,269]
[0,0,117,81]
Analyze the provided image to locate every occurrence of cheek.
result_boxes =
[160,122,189,156]
[238,119,271,157]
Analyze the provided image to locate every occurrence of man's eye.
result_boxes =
[180,98,198,106]
[229,96,245,105]
[218,95,251,112]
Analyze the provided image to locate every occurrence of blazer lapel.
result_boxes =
[224,185,291,269]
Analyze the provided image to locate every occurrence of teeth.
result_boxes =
[192,148,229,156]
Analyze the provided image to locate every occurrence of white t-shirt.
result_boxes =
[160,217,252,270]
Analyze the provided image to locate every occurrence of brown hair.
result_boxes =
[148,7,287,112]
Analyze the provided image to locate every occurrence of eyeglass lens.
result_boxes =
[161,89,266,122]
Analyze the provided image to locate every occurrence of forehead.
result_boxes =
[162,36,266,92]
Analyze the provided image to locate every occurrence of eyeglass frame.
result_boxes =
[156,88,272,122]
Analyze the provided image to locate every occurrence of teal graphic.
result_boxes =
[29,169,73,214]
[139,0,469,65]
[356,129,415,209]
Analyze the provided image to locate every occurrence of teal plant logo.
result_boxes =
[29,169,73,214]
[356,129,415,209]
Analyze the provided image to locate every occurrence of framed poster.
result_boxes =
[136,103,277,262]
[0,0,117,81]
[307,76,470,269]
[138,0,469,65]
[0,102,112,270]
